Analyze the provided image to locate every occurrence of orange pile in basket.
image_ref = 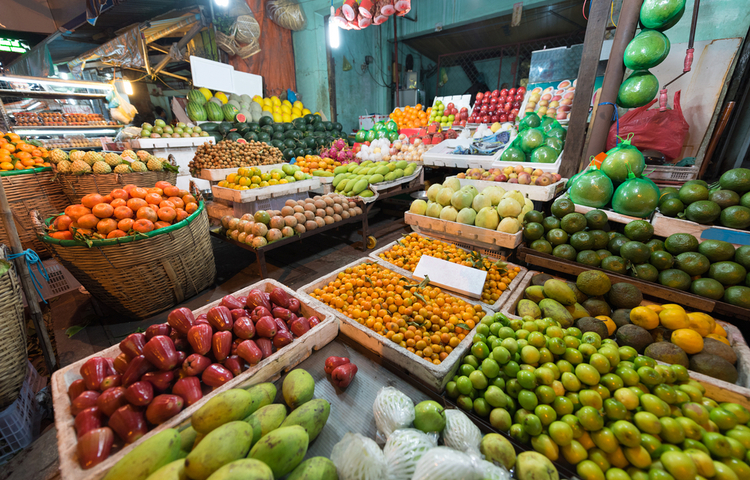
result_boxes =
[389,105,432,130]
[0,132,51,171]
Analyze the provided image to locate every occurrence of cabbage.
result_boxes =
[373,387,415,440]
[384,429,437,480]
[412,447,480,480]
[331,433,387,480]
[442,409,482,454]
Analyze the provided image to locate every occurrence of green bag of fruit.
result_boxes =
[542,119,562,133]
[612,167,660,218]
[372,122,386,131]
[516,126,546,154]
[569,160,614,208]
[601,133,645,185]
[518,112,542,131]
[355,130,367,143]
[376,129,388,139]
[386,119,398,132]
[365,130,377,142]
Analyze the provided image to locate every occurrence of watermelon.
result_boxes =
[222,104,239,122]
[623,30,670,70]
[244,132,258,141]
[187,89,207,105]
[333,122,343,131]
[617,70,659,108]
[226,132,242,142]
[258,116,274,127]
[187,102,207,121]
[200,122,219,132]
[205,102,223,121]
[235,113,247,122]
[209,132,223,143]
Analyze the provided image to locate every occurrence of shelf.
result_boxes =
[13,125,118,131]
[12,126,119,137]
[0,74,112,100]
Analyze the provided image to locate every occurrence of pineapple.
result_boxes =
[113,164,131,174]
[121,150,137,161]
[83,151,103,166]
[146,155,163,172]
[136,150,150,161]
[49,149,68,164]
[92,161,112,174]
[130,161,148,172]
[104,153,123,167]
[57,160,72,174]
[70,150,85,163]
[71,159,91,175]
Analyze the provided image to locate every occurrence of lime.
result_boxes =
[577,250,602,267]
[720,205,750,229]
[542,216,561,231]
[530,239,553,254]
[698,239,736,262]
[585,209,610,229]
[561,213,588,234]
[624,220,654,242]
[709,189,740,209]
[524,210,544,224]
[650,250,674,270]
[659,197,685,217]
[678,183,709,205]
[685,200,721,224]
[631,263,659,282]
[553,244,577,260]
[664,233,699,255]
[621,241,651,264]
[524,222,545,241]
[608,237,628,255]
[552,197,576,219]
[601,255,628,274]
[546,228,569,246]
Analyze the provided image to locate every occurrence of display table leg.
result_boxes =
[256,249,268,278]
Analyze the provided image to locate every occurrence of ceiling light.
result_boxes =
[329,7,340,49]
[214,0,229,6]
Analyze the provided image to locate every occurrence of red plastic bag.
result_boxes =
[606,91,689,162]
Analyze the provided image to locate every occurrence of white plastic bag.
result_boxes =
[412,447,480,480]
[442,409,482,455]
[330,433,387,480]
[383,429,436,480]
[372,387,415,441]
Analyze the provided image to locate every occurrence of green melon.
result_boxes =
[205,102,223,122]
[187,102,206,122]
[617,70,659,108]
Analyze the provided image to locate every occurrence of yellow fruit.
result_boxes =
[302,108,311,115]
[686,312,714,337]
[263,98,272,105]
[659,309,690,330]
[630,306,660,330]
[281,104,292,114]
[706,334,730,346]
[282,114,292,122]
[214,92,228,104]
[199,87,213,101]
[271,96,281,106]
[273,113,283,123]
[596,316,617,336]
[712,323,728,337]
[263,106,273,113]
[292,108,302,117]
[645,304,664,314]
[661,304,685,313]
[671,329,704,354]
[282,99,292,108]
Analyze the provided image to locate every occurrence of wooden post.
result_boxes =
[558,0,612,179]
[0,180,56,373]
[584,0,645,161]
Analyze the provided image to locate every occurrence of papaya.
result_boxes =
[517,299,542,319]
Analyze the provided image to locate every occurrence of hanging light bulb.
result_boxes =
[329,6,340,49]
[214,0,228,7]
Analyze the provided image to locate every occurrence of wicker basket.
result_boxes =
[0,246,29,410]
[54,157,179,204]
[216,30,239,56]
[34,202,217,319]
[0,168,68,257]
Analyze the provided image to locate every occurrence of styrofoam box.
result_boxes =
[199,163,289,182]
[359,114,389,130]
[422,138,506,169]
[212,178,321,203]
[369,234,527,312]
[404,212,523,250]
[52,279,338,480]
[298,258,483,392]
[490,147,563,174]
[445,175,566,202]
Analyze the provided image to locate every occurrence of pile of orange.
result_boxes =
[310,262,485,365]
[48,181,198,241]
[0,132,51,171]
[389,104,432,130]
[379,233,522,304]
[294,155,340,174]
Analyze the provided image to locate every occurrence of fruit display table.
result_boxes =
[446,175,567,202]
[574,203,650,225]
[405,212,523,250]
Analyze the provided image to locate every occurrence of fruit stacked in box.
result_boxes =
[458,167,562,187]
[515,270,739,383]
[524,197,750,308]
[186,88,312,125]
[51,149,176,175]
[378,232,523,305]
[500,114,567,165]
[217,164,313,190]
[68,287,323,469]
[0,133,52,171]
[46,181,198,241]
[468,87,526,125]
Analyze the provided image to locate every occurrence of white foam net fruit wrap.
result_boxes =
[442,409,483,455]
[412,446,481,480]
[372,386,415,439]
[330,432,387,480]
[383,428,437,480]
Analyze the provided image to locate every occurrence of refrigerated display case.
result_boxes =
[0,75,122,150]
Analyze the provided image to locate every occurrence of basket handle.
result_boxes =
[30,210,46,238]
[189,180,204,203]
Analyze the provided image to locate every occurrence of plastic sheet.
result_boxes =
[442,409,482,455]
[383,428,436,480]
[373,386,415,441]
[331,432,387,480]
[600,134,646,185]
[266,0,308,31]
[68,25,144,74]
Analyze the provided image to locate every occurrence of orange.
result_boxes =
[81,193,105,209]
[0,162,13,171]
[1,143,15,153]
[133,219,154,233]
[107,230,127,239]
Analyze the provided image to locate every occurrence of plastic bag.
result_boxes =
[373,387,415,441]
[606,91,689,162]
[442,410,482,455]
[331,433,387,480]
[612,171,660,218]
[412,447,480,480]
[600,134,645,185]
[514,127,546,154]
[266,0,308,31]
[518,112,541,131]
[569,162,614,208]
[384,429,437,480]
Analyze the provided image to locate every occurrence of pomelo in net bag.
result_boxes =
[600,135,645,185]
[612,171,660,218]
[569,163,614,208]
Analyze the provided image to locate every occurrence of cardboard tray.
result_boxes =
[652,213,750,247]
[445,175,566,202]
[211,178,321,203]
[297,258,485,392]
[369,234,527,312]
[404,211,523,250]
[199,163,289,181]
[52,279,338,480]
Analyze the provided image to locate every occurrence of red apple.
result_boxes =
[517,86,526,95]
[490,115,500,123]
[500,88,508,96]
[491,89,500,98]
[482,115,491,124]
[513,101,522,109]
[489,97,498,105]
[476,92,484,102]
[447,102,454,110]
[509,88,517,96]
[509,113,517,122]
[499,114,508,122]
[503,103,512,112]
[515,94,524,102]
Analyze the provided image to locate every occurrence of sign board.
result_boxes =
[190,56,237,94]
[412,255,487,299]
[232,70,263,98]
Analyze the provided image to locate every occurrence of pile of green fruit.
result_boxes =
[501,113,567,164]
[332,159,418,198]
[446,309,750,480]
[658,170,750,230]
[524,197,750,308]
[102,370,333,480]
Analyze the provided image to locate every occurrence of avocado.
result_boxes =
[644,342,689,368]
[582,298,611,318]
[575,317,610,339]
[689,353,738,383]
[606,283,643,309]
[612,309,632,328]
[531,273,554,287]
[616,324,653,353]
[701,338,737,365]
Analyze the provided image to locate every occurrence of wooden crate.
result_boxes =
[52,279,338,480]
[404,212,523,250]
[652,213,750,247]
[369,234,527,312]
[199,163,289,182]
[211,178,321,203]
[573,203,650,225]
[297,258,485,392]
[445,175,566,202]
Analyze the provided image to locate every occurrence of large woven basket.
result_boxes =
[34,202,217,319]
[55,169,178,204]
[1,168,68,257]
[0,246,28,409]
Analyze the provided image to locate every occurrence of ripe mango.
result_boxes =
[185,421,254,480]
[393,168,405,179]
[538,298,574,328]
[369,174,385,184]
[332,174,346,188]
[335,179,348,192]
[566,303,590,320]
[280,398,330,442]
[103,429,181,480]
[244,404,287,439]
[395,160,408,169]
[180,427,198,452]
[287,457,338,480]
[249,425,309,478]
[515,451,559,480]
[144,459,185,480]
[524,285,546,303]
[352,178,369,195]
[333,165,348,175]
[360,189,375,198]
[205,459,273,480]
[516,299,542,319]
[543,279,578,306]
[282,369,315,409]
[192,385,275,434]
[374,166,389,176]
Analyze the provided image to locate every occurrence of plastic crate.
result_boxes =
[645,165,698,182]
[232,191,310,217]
[22,259,81,306]
[0,362,41,464]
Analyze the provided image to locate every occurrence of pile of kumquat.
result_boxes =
[0,132,51,171]
[294,155,340,174]
[390,104,432,130]
[378,233,522,304]
[310,262,485,364]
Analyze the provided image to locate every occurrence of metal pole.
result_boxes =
[394,17,399,108]
[584,0,645,161]
[0,181,56,373]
